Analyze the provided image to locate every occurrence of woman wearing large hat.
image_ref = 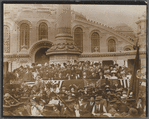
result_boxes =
[104,68,111,79]
[69,84,79,100]
[109,68,119,89]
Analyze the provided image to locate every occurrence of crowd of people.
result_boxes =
[11,60,131,81]
[3,60,146,117]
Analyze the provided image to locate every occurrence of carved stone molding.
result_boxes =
[46,42,82,55]
[4,54,30,58]
[79,51,146,58]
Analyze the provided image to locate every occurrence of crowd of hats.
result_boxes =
[3,60,146,117]
[3,78,146,117]
[12,60,132,81]
[4,77,146,116]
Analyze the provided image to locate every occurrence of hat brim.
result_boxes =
[65,99,74,102]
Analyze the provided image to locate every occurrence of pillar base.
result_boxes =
[46,42,82,63]
[49,54,78,63]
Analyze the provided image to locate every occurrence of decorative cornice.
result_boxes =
[79,51,146,58]
[4,50,146,58]
[4,54,30,58]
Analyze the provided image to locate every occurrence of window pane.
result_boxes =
[91,32,99,52]
[20,23,29,50]
[39,22,48,40]
[74,27,83,52]
[108,39,116,52]
[4,25,10,53]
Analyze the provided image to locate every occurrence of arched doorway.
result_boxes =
[29,40,53,63]
[35,48,49,64]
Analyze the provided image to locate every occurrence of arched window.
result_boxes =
[39,22,48,40]
[74,27,83,52]
[20,23,30,50]
[4,25,10,53]
[108,39,116,52]
[91,32,100,52]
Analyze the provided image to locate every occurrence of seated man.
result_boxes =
[85,97,95,117]
[78,97,89,117]
[92,96,107,117]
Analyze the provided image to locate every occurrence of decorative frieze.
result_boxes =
[79,51,146,58]
[4,54,30,58]
[46,42,82,55]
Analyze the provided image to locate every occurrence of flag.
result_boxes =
[129,45,140,100]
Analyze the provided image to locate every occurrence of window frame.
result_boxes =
[20,23,30,50]
[91,32,100,52]
[108,39,116,52]
[74,27,83,52]
[39,22,48,40]
[4,25,10,53]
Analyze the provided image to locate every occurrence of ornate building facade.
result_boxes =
[3,4,146,75]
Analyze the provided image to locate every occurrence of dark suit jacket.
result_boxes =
[86,102,95,112]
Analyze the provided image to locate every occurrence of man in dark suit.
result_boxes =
[92,96,107,117]
[85,97,95,117]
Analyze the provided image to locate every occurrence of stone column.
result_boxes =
[140,55,146,74]
[124,60,128,67]
[117,60,124,66]
[8,62,12,72]
[56,5,72,41]
[46,5,81,63]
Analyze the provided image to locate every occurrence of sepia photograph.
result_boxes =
[3,3,146,117]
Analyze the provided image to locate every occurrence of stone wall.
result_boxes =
[3,5,146,74]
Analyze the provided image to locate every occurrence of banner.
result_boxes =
[61,80,84,89]
[43,80,64,89]
[10,79,110,89]
[129,45,140,100]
